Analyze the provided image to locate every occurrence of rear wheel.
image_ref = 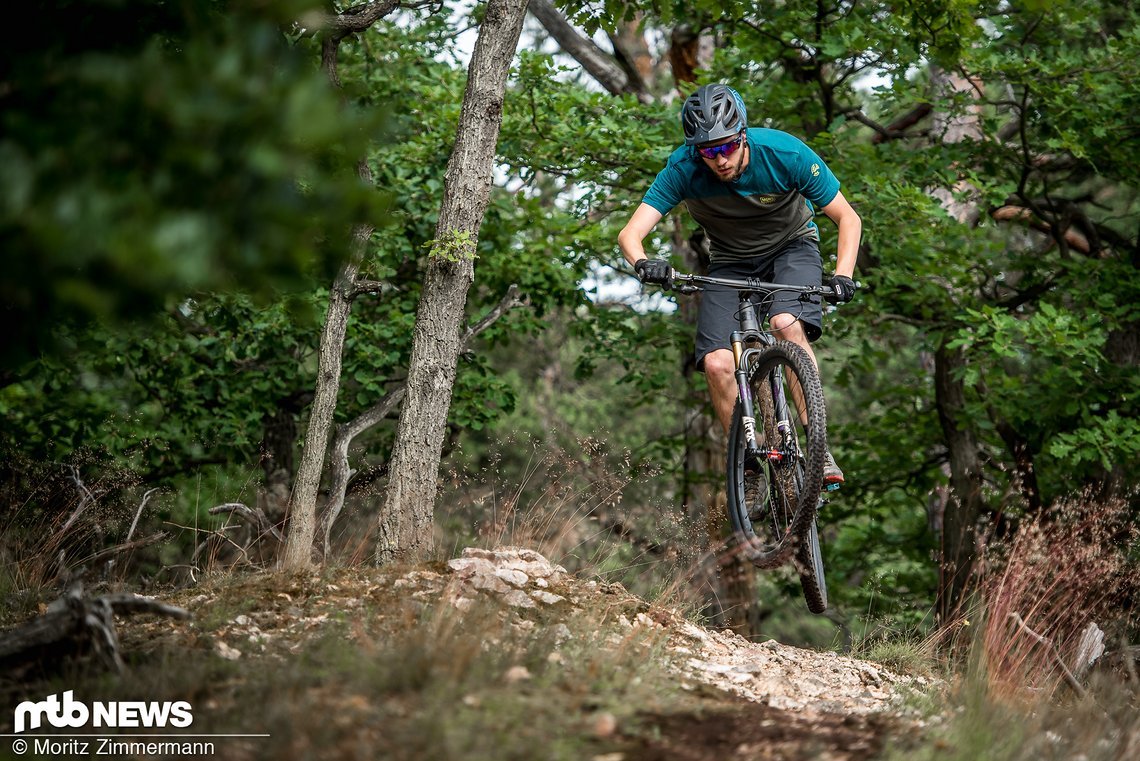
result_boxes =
[767,437,828,613]
[726,341,828,573]
[796,514,828,613]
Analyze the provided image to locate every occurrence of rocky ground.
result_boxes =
[443,547,930,761]
[445,547,925,714]
[4,546,938,760]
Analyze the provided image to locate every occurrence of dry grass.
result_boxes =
[976,494,1140,700]
[433,435,724,621]
[882,493,1140,761]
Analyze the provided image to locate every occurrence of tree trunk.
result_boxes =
[933,342,987,620]
[928,65,988,618]
[929,66,985,226]
[279,259,361,570]
[528,0,631,96]
[668,25,714,90]
[279,22,391,571]
[376,0,528,565]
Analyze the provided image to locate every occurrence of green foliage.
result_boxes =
[0,293,317,469]
[0,0,388,371]
[425,229,479,262]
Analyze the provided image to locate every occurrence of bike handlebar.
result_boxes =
[668,271,841,305]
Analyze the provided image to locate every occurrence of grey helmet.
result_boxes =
[681,84,748,145]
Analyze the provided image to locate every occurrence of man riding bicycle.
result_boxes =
[617,82,861,486]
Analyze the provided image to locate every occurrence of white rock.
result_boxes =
[503,665,532,683]
[502,590,537,609]
[495,568,529,587]
[215,641,242,660]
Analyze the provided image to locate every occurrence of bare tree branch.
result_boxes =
[841,104,932,143]
[210,502,285,544]
[992,205,1091,254]
[320,285,528,556]
[125,488,159,545]
[461,283,525,345]
[349,279,388,299]
[60,465,96,537]
[319,0,437,41]
[82,531,169,569]
[528,0,632,97]
[320,386,407,558]
[1008,612,1087,697]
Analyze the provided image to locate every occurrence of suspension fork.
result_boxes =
[732,294,764,458]
[732,337,761,457]
[732,293,796,464]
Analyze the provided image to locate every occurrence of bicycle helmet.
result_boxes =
[681,84,748,146]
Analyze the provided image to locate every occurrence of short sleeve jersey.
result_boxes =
[641,128,840,262]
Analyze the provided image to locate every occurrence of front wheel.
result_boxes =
[726,341,828,572]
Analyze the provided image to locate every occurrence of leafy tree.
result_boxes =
[376,0,531,565]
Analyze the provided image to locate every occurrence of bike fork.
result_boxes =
[732,337,762,458]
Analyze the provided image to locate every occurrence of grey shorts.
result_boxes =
[694,236,824,370]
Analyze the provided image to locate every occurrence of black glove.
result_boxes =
[634,259,673,290]
[828,274,857,304]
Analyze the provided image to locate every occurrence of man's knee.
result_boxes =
[770,313,806,341]
[702,349,735,380]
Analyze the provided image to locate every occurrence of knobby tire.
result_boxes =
[796,516,828,613]
[725,341,828,613]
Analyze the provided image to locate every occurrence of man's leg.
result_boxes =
[704,347,767,515]
[694,262,754,436]
[703,348,738,436]
[769,314,816,365]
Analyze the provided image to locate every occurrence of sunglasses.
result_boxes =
[697,134,745,160]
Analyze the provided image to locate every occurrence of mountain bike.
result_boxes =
[670,270,840,614]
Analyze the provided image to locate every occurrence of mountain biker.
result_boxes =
[617,82,861,486]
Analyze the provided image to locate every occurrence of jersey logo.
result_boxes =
[811,163,820,177]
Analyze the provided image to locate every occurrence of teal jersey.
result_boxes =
[641,128,840,262]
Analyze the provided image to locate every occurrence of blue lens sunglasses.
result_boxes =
[698,133,745,160]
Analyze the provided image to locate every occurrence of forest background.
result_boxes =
[2,0,1138,656]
